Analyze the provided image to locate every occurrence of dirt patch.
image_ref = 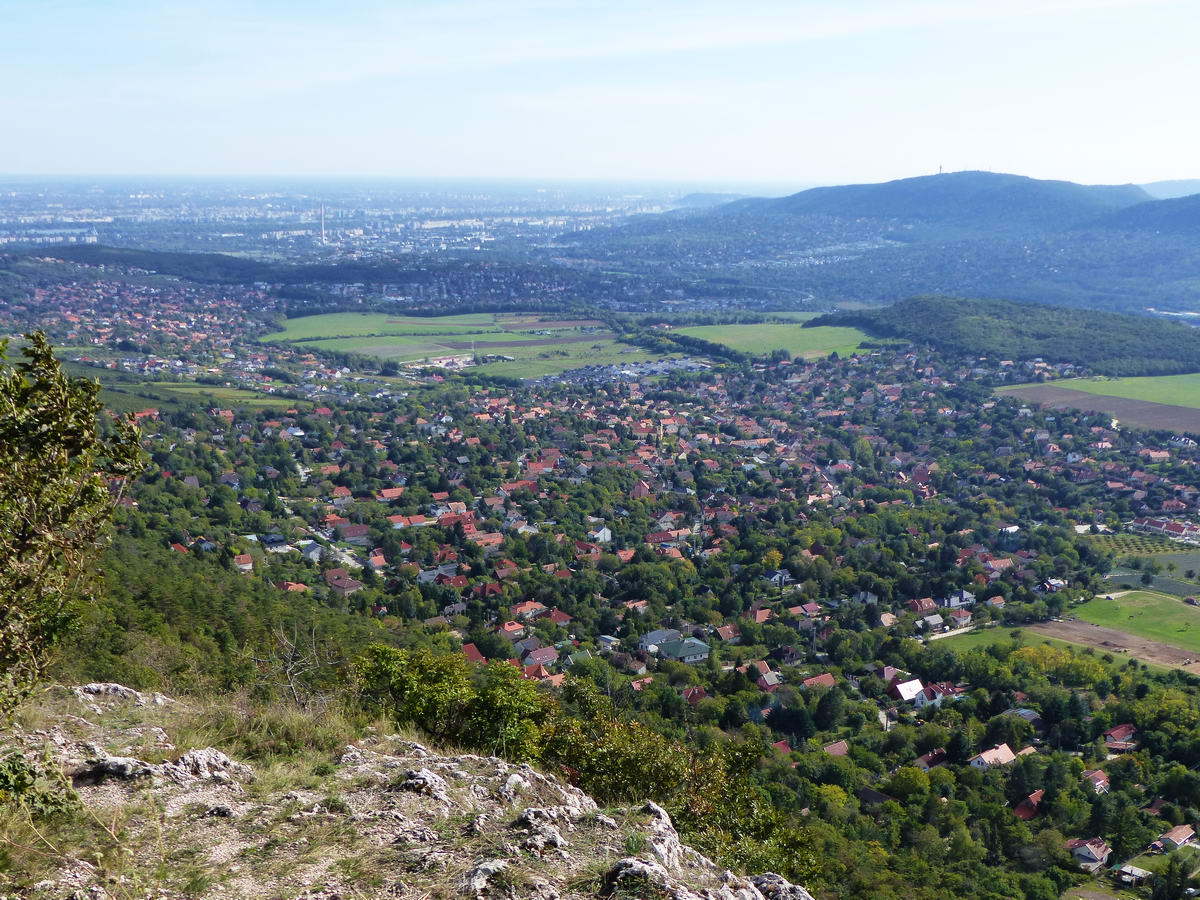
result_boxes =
[1000,385,1200,433]
[439,333,613,350]
[1028,619,1200,672]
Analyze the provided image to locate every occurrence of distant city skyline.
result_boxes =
[2,0,1197,185]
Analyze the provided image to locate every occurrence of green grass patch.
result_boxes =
[472,342,670,379]
[1075,591,1200,654]
[675,323,866,358]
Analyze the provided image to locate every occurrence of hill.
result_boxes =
[560,171,1200,316]
[720,170,1150,235]
[7,684,814,899]
[673,192,748,208]
[807,296,1200,376]
[1141,178,1200,199]
[1088,193,1200,232]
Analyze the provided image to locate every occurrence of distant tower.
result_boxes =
[320,204,327,244]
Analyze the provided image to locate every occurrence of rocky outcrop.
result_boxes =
[10,684,816,900]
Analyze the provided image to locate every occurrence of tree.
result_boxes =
[0,334,143,719]
[1152,852,1189,900]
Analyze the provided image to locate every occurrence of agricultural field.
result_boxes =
[1073,591,1200,656]
[1022,374,1200,409]
[997,378,1200,432]
[261,312,500,341]
[676,323,867,358]
[1084,533,1180,555]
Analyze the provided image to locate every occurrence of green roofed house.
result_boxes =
[656,638,710,664]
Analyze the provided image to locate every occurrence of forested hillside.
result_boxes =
[808,297,1200,376]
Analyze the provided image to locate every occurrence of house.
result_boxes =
[336,523,372,545]
[1082,769,1109,794]
[512,600,549,620]
[1013,789,1044,821]
[498,621,526,642]
[764,569,794,588]
[1065,837,1111,873]
[524,646,559,667]
[715,624,742,643]
[327,574,363,598]
[920,613,945,632]
[907,597,937,615]
[800,672,837,690]
[596,635,621,653]
[656,638,710,664]
[681,686,708,707]
[889,678,925,704]
[969,743,1017,770]
[947,608,972,628]
[233,553,253,574]
[757,670,783,693]
[938,589,976,609]
[1159,824,1195,851]
[915,682,963,709]
[823,740,849,757]
[1103,723,1138,752]
[462,643,486,664]
[915,748,947,771]
[639,628,682,652]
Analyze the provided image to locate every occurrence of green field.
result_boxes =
[1075,591,1200,654]
[151,383,302,409]
[1005,373,1200,409]
[676,323,867,358]
[939,627,1085,656]
[259,312,649,378]
[262,312,499,342]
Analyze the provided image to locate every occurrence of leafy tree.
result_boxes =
[0,333,143,718]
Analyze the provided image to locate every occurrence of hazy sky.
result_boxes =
[2,0,1196,186]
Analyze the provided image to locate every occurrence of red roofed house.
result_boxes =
[1013,789,1044,821]
[498,621,526,642]
[1082,769,1109,794]
[1103,724,1138,752]
[907,597,937,614]
[462,643,486,664]
[800,672,836,690]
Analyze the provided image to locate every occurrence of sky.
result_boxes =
[1,0,1197,187]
